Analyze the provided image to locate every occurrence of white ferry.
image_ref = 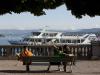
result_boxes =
[8,30,97,45]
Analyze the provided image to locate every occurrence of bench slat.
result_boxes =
[23,55,75,62]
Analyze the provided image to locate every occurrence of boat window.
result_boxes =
[60,39,67,43]
[71,40,77,43]
[42,33,57,37]
[38,39,41,42]
[32,32,41,36]
[77,40,80,43]
[61,32,84,36]
[61,39,66,43]
[46,39,51,42]
[65,40,68,43]
[67,40,71,43]
[60,39,80,43]
[81,39,84,43]
[42,33,48,36]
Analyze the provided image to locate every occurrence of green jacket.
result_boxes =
[54,50,65,61]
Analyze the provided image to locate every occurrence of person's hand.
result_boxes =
[16,53,20,57]
[69,54,74,56]
[59,51,63,54]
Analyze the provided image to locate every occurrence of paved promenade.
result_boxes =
[0,60,100,75]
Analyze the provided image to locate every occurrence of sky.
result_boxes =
[0,4,100,30]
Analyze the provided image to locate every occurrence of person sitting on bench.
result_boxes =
[16,46,33,65]
[62,45,73,72]
[47,45,63,71]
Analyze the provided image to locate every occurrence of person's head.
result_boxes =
[63,45,69,52]
[58,46,62,51]
[63,45,66,49]
[63,45,69,48]
[23,46,28,51]
[23,46,26,49]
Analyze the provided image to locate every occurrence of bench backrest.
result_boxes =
[22,55,75,64]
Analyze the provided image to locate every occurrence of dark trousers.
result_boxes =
[47,62,61,71]
[62,62,67,72]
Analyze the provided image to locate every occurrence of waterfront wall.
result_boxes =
[91,41,100,59]
[0,44,92,60]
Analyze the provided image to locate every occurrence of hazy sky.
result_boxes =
[0,4,100,30]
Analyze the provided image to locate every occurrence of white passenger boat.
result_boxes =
[8,30,97,45]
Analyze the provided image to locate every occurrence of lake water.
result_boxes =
[0,30,32,45]
[0,36,23,45]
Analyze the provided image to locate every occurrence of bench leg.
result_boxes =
[69,64,72,73]
[26,65,30,71]
[63,64,66,72]
[63,62,72,73]
[47,64,51,71]
[58,65,60,71]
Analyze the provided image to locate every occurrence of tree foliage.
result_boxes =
[64,0,100,18]
[0,0,64,16]
[0,0,100,18]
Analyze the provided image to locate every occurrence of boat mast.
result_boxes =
[42,25,49,44]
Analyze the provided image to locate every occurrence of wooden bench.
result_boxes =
[22,54,75,72]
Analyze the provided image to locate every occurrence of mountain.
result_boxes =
[0,28,100,36]
[78,28,100,32]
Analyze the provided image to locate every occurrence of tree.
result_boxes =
[64,0,100,18]
[0,0,100,18]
